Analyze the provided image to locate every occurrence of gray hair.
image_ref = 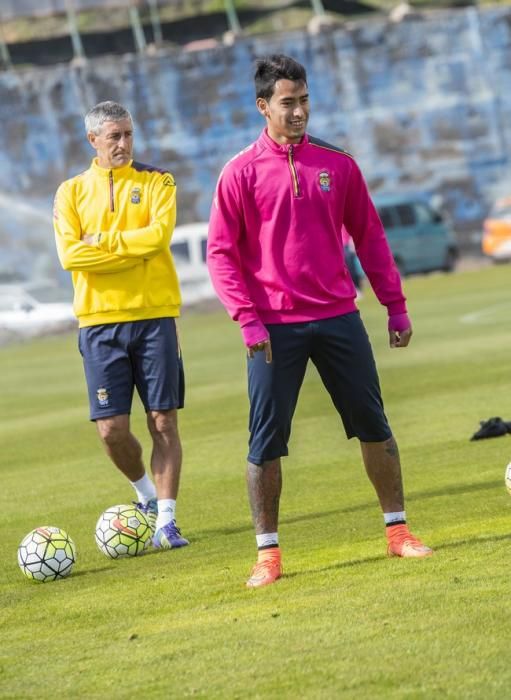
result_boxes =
[84,101,133,135]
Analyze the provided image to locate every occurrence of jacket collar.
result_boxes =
[90,158,134,177]
[258,129,309,155]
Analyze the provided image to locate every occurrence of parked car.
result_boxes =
[0,282,76,337]
[374,194,458,275]
[482,196,511,261]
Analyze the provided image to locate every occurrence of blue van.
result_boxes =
[374,194,458,275]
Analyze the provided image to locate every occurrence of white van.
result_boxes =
[170,222,215,305]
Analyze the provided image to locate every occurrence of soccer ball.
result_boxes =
[95,504,151,558]
[505,462,511,496]
[18,527,76,582]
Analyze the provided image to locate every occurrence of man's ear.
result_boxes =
[256,97,269,118]
[87,132,97,149]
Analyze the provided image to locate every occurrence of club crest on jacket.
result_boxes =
[318,171,331,192]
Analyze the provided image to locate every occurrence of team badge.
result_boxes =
[97,387,110,407]
[318,171,331,192]
[130,187,141,204]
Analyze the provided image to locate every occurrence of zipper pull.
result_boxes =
[109,170,115,212]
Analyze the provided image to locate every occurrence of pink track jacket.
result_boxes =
[207,129,406,346]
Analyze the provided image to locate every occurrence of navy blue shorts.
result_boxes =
[78,318,184,420]
[247,312,391,465]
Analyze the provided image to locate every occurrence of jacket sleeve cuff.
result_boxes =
[240,320,269,348]
[386,300,407,316]
[388,313,411,333]
[96,232,108,250]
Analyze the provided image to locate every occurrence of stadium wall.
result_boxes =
[1,6,511,281]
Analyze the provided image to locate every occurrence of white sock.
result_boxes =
[384,511,407,526]
[130,473,156,504]
[156,499,176,530]
[256,532,279,549]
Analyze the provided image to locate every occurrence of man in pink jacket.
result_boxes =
[207,54,432,589]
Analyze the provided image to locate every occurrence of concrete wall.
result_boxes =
[1,6,511,281]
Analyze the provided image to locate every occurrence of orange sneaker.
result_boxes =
[246,548,283,588]
[386,524,433,558]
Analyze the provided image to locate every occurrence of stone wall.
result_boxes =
[1,6,510,280]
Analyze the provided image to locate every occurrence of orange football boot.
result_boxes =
[386,524,433,558]
[246,547,283,588]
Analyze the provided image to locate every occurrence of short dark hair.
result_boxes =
[254,54,307,100]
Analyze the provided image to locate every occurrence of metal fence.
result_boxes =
[0,0,324,66]
[0,0,235,65]
[0,0,145,21]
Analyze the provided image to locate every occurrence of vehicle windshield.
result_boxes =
[171,241,191,265]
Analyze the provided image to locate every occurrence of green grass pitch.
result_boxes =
[1,263,511,698]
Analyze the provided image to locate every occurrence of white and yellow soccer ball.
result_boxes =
[18,526,76,582]
[95,504,151,559]
[505,462,511,496]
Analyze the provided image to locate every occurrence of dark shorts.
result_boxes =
[247,312,391,465]
[78,318,184,421]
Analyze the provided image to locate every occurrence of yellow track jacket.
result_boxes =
[54,158,180,327]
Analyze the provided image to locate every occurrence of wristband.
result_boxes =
[388,313,411,333]
[241,320,269,348]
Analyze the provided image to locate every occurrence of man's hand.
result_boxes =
[389,326,412,348]
[241,321,271,361]
[248,339,272,363]
[388,313,412,348]
[81,233,101,246]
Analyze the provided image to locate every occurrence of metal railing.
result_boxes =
[0,0,327,68]
[1,1,143,21]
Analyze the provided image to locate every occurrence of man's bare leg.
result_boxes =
[246,458,282,533]
[147,408,188,548]
[360,436,432,557]
[246,458,283,588]
[360,436,404,513]
[96,414,145,482]
[147,409,182,500]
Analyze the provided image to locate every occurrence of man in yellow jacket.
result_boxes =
[54,100,188,549]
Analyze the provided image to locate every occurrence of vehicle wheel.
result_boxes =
[443,249,457,272]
